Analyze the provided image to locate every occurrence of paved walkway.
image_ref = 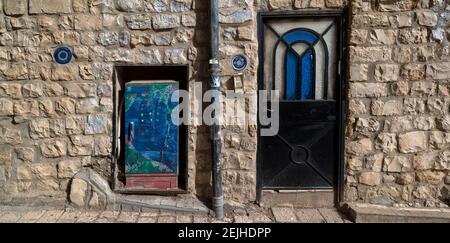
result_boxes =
[0,205,351,223]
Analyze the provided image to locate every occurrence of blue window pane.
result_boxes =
[301,50,314,100]
[285,51,298,100]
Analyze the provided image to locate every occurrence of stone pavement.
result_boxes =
[0,205,351,223]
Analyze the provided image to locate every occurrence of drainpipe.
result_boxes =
[209,0,224,220]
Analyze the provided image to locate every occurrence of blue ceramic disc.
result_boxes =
[54,46,73,65]
[231,54,248,71]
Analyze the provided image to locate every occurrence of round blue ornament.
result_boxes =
[54,46,73,65]
[231,54,248,72]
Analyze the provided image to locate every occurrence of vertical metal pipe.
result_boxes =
[209,0,224,220]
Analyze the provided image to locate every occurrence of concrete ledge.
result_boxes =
[342,203,450,223]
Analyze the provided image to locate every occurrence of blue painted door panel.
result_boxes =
[124,81,179,175]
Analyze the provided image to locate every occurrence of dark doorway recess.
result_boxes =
[113,65,189,195]
[256,10,347,205]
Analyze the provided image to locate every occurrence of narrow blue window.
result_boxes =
[281,30,318,100]
[269,24,333,101]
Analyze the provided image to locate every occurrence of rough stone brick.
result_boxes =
[126,15,153,30]
[426,63,450,79]
[68,135,93,156]
[378,0,416,12]
[349,83,388,98]
[40,139,67,158]
[31,164,57,179]
[348,99,368,115]
[29,0,72,14]
[347,138,373,155]
[73,0,88,13]
[359,172,382,186]
[350,29,368,45]
[349,64,369,81]
[349,46,391,62]
[389,13,412,27]
[371,99,403,116]
[416,11,438,27]
[398,132,428,154]
[375,133,397,153]
[383,156,412,172]
[57,159,82,179]
[416,171,446,184]
[374,64,399,82]
[411,82,437,97]
[351,13,389,28]
[219,10,253,24]
[3,0,27,16]
[268,0,292,9]
[0,99,14,116]
[29,118,50,139]
[398,28,428,44]
[368,29,397,45]
[74,15,102,31]
[85,114,108,135]
[401,64,425,81]
[152,14,181,30]
[414,152,436,171]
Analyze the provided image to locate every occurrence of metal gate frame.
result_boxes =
[256,9,348,204]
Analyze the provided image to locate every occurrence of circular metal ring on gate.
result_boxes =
[54,46,73,65]
[290,145,309,165]
[231,54,248,72]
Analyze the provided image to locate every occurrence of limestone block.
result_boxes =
[268,0,292,9]
[371,99,403,116]
[69,178,88,207]
[40,139,67,158]
[68,135,93,156]
[347,138,373,155]
[416,171,446,184]
[4,0,27,16]
[359,172,382,186]
[85,114,108,135]
[349,64,369,81]
[383,156,412,172]
[29,118,50,139]
[416,11,438,27]
[398,131,428,154]
[376,133,398,153]
[58,159,82,179]
[349,83,388,98]
[126,15,153,30]
[29,0,72,14]
[31,164,57,178]
[0,99,13,116]
[153,14,181,30]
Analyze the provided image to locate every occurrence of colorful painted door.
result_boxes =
[124,81,179,190]
[258,13,344,191]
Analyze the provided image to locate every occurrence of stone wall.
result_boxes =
[0,0,449,209]
[0,0,214,205]
[346,0,450,207]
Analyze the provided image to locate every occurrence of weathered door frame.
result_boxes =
[256,9,348,204]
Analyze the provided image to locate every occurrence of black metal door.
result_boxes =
[258,12,345,192]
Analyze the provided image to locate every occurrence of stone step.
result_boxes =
[342,203,450,223]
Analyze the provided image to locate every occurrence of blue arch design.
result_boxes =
[271,27,330,101]
[283,30,318,100]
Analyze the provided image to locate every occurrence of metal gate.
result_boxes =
[257,11,345,198]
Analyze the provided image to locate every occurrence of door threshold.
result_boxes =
[276,189,334,193]
[260,190,336,208]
